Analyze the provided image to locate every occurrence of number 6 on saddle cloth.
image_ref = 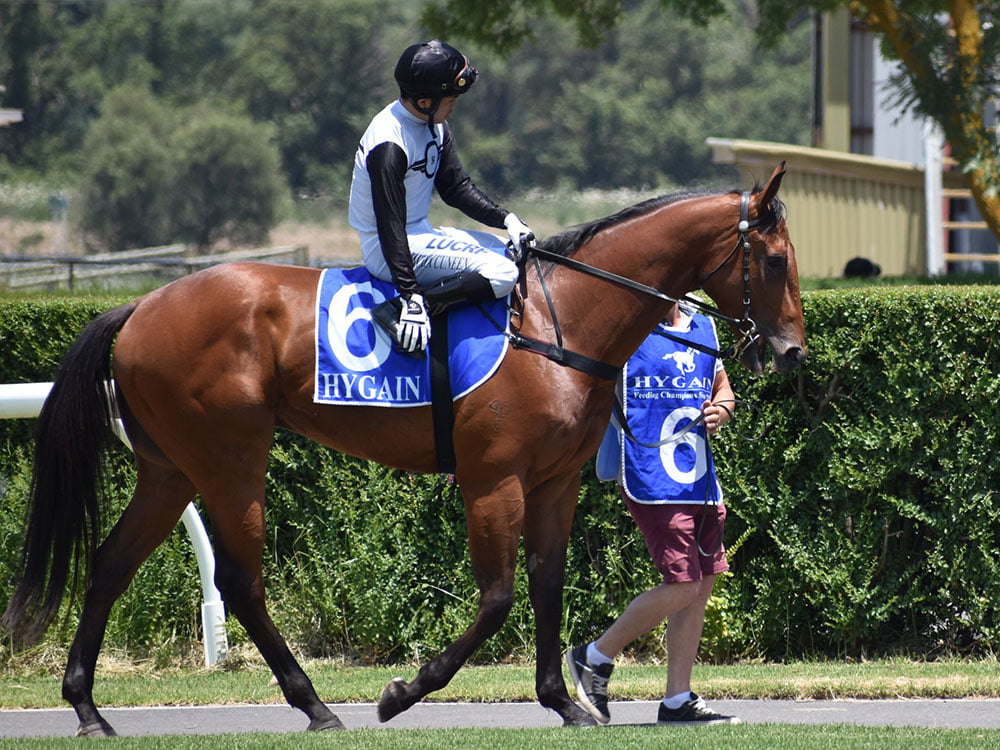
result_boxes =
[314,266,511,472]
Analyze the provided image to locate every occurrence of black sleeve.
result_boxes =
[366,141,419,297]
[434,125,508,229]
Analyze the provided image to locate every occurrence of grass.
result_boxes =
[5,657,1000,710]
[3,725,1000,750]
[6,658,1000,747]
[5,178,999,293]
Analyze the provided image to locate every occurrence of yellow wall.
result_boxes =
[820,8,851,153]
[707,138,964,278]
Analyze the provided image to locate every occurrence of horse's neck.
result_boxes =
[533,196,732,370]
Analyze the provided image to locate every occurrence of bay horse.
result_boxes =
[2,164,805,735]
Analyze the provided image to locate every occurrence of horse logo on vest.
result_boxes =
[663,347,696,374]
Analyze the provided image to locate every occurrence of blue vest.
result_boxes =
[596,313,723,504]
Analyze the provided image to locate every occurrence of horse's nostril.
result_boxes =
[786,347,806,366]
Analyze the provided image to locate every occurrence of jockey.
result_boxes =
[349,39,535,357]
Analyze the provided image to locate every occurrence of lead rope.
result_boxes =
[692,397,769,557]
[615,392,762,557]
[696,433,723,557]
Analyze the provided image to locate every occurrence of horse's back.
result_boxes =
[119,260,317,360]
[112,263,321,448]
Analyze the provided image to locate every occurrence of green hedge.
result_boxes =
[2,288,1000,665]
[715,286,1000,659]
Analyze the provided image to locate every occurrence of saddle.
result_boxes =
[314,267,510,472]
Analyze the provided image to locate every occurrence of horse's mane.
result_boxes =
[537,182,786,258]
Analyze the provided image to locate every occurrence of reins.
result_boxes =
[505,189,764,380]
[478,187,772,450]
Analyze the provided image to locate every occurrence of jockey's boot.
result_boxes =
[371,297,426,359]
[422,271,496,316]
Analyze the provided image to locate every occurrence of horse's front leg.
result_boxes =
[378,475,524,722]
[523,473,597,727]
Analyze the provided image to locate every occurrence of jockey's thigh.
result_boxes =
[408,227,518,298]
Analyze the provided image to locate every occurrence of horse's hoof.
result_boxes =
[307,714,346,731]
[377,677,411,722]
[76,719,117,737]
[562,708,599,727]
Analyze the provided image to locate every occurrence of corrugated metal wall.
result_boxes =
[707,138,965,278]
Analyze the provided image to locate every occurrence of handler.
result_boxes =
[566,301,741,726]
[349,39,535,357]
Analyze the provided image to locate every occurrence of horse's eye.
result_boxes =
[765,254,787,272]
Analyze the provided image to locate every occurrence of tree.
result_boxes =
[445,2,811,193]
[2,0,813,199]
[77,86,287,252]
[852,1,1000,243]
[216,0,409,196]
[169,109,286,250]
[0,0,399,194]
[425,0,1000,241]
[76,87,176,251]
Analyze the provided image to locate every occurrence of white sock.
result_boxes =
[586,642,614,667]
[663,691,693,709]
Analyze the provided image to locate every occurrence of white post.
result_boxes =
[0,382,55,418]
[0,381,227,666]
[924,120,945,276]
[180,505,229,666]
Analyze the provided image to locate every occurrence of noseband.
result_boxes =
[507,190,764,379]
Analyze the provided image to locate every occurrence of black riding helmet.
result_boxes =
[395,40,478,132]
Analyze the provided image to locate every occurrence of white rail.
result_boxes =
[0,382,228,666]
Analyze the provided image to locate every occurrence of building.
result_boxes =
[814,8,998,274]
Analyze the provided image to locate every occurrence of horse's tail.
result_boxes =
[0,302,137,646]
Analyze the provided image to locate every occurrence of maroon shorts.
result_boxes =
[622,490,729,584]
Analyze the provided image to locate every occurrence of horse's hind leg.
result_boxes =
[63,459,196,737]
[200,472,344,731]
[523,475,596,727]
[377,476,523,722]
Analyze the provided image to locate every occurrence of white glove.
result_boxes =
[504,213,536,254]
[397,293,430,353]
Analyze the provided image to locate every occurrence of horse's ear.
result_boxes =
[757,162,786,208]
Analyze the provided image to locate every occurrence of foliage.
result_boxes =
[76,86,286,252]
[857,1,1000,236]
[168,108,285,249]
[217,0,408,198]
[440,1,812,192]
[718,285,1000,658]
[74,87,175,251]
[0,297,202,662]
[6,287,1000,664]
[424,0,1000,237]
[0,0,810,201]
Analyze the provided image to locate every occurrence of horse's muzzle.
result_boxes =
[741,338,806,375]
[773,345,807,373]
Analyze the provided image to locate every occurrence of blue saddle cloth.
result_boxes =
[313,267,509,407]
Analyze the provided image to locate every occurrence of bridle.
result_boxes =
[682,190,761,359]
[504,190,770,558]
[506,189,766,381]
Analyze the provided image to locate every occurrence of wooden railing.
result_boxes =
[0,244,312,291]
[940,160,993,265]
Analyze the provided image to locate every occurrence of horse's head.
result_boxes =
[701,163,806,375]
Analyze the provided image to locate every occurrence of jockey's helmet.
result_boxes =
[394,40,478,115]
